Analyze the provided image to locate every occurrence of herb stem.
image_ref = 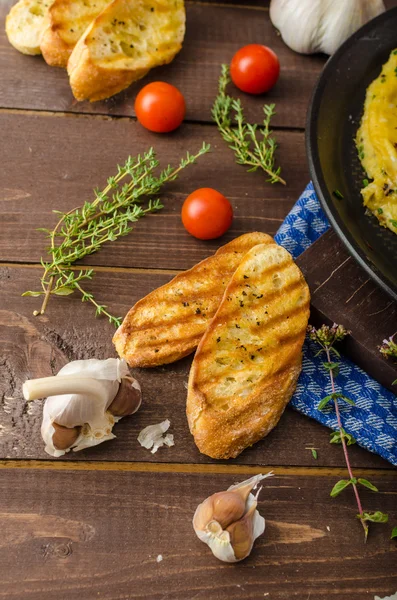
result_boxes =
[26,143,210,324]
[39,275,55,315]
[325,346,367,538]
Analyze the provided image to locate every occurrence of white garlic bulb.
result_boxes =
[193,473,273,562]
[23,358,142,457]
[270,0,385,56]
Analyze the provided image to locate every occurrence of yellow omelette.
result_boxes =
[356,49,397,235]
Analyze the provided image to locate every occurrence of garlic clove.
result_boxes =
[193,491,246,531]
[108,376,142,417]
[226,501,257,561]
[193,472,272,563]
[52,422,81,450]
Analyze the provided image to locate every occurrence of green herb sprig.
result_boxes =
[308,323,388,541]
[212,65,285,185]
[23,143,211,326]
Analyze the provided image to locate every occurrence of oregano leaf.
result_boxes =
[318,395,334,410]
[330,479,352,498]
[358,511,388,523]
[358,478,378,492]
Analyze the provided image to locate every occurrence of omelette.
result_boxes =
[356,49,397,235]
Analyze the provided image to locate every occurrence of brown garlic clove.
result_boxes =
[52,422,81,450]
[108,376,142,417]
[226,501,257,561]
[210,491,246,529]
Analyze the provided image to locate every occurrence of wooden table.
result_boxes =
[1,2,396,598]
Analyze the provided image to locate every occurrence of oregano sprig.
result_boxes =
[23,142,211,326]
[308,323,388,541]
[379,335,397,385]
[212,65,285,185]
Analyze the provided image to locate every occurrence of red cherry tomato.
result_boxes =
[134,82,186,133]
[230,44,280,95]
[181,188,233,240]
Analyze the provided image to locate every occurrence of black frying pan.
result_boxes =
[307,8,397,301]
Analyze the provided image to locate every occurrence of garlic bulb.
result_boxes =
[138,419,174,454]
[23,358,142,457]
[270,0,385,56]
[193,473,273,562]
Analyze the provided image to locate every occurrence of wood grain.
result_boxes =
[0,467,396,600]
[0,264,390,468]
[0,112,308,269]
[297,230,397,391]
[0,0,326,128]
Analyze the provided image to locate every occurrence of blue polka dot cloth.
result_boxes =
[275,182,397,465]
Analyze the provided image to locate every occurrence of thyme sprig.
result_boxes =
[23,143,211,326]
[212,65,285,185]
[308,323,388,541]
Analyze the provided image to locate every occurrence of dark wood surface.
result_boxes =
[0,0,396,598]
[0,465,396,600]
[297,230,397,392]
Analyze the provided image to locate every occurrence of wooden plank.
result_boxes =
[297,230,397,392]
[0,467,396,600]
[0,0,326,128]
[0,111,307,269]
[0,263,390,468]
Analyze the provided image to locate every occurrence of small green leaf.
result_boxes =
[330,479,352,498]
[393,378,397,385]
[311,448,317,460]
[339,394,355,406]
[333,189,344,200]
[21,290,44,297]
[391,526,397,539]
[53,287,75,296]
[330,429,356,445]
[318,395,334,410]
[330,347,341,358]
[323,362,340,376]
[358,511,388,523]
[357,478,378,492]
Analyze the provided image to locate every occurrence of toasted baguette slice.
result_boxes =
[113,233,275,368]
[6,0,54,55]
[41,0,110,67]
[67,0,186,101]
[187,243,310,459]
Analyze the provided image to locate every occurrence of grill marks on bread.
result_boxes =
[187,244,310,459]
[113,233,274,367]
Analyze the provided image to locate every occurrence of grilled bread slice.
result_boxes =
[41,0,110,67]
[113,233,275,368]
[6,0,54,55]
[187,243,310,459]
[67,0,186,102]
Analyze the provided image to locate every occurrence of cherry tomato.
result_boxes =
[230,44,280,95]
[134,82,186,133]
[181,188,233,240]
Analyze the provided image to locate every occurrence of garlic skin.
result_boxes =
[193,473,273,563]
[23,358,141,457]
[270,0,385,56]
[138,419,174,454]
